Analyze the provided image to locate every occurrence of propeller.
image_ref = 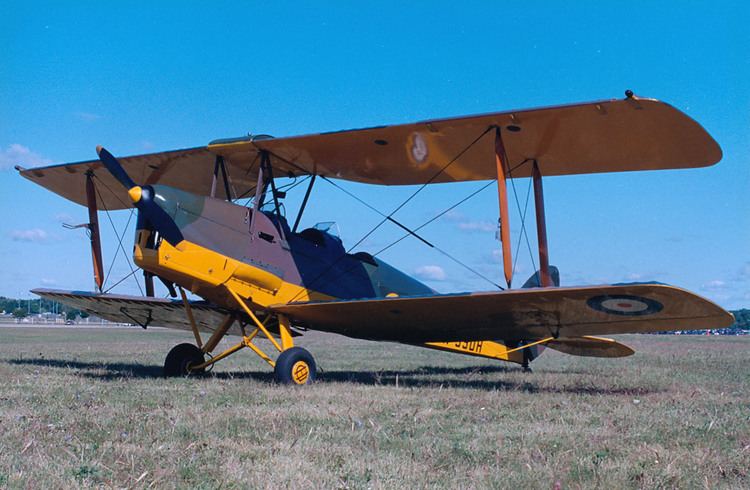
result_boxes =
[96,146,184,246]
[96,146,136,189]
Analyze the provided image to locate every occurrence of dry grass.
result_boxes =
[0,326,748,489]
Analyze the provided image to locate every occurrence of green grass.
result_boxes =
[0,326,748,488]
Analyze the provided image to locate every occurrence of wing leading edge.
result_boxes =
[271,283,734,343]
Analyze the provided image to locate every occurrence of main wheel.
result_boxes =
[164,343,205,377]
[274,347,316,385]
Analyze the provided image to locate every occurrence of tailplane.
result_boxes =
[522,266,560,288]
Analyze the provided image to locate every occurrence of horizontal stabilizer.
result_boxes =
[546,336,634,358]
[522,266,560,288]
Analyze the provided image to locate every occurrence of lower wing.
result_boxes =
[271,283,733,343]
[31,288,241,335]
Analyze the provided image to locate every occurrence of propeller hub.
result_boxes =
[128,186,143,203]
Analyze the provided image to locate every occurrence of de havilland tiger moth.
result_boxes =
[16,92,734,384]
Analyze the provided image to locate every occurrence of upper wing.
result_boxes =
[271,283,733,343]
[19,98,720,209]
[214,97,721,184]
[18,147,257,211]
[32,288,242,335]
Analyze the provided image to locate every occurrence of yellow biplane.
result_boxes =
[18,92,733,384]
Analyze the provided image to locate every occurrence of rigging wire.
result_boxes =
[235,152,262,200]
[103,268,141,294]
[372,179,496,256]
[92,175,144,296]
[506,161,538,282]
[511,176,534,280]
[339,126,495,255]
[320,177,434,247]
[283,126,497,303]
[321,177,503,290]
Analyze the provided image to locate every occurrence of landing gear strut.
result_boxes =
[162,288,318,384]
[521,342,533,373]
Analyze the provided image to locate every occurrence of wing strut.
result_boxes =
[85,171,105,292]
[292,172,316,233]
[494,128,513,288]
[532,161,553,287]
[210,156,232,200]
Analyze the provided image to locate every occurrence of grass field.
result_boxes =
[0,326,748,489]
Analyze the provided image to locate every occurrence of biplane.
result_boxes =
[17,92,734,384]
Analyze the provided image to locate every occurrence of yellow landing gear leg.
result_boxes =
[187,288,317,384]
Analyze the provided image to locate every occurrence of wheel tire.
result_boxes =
[164,343,205,377]
[274,347,316,385]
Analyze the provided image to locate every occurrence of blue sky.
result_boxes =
[1,1,748,308]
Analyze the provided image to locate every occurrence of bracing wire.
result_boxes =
[506,161,538,282]
[372,179,496,257]
[103,268,140,294]
[321,177,503,290]
[283,126,497,303]
[92,175,144,296]
[511,177,534,280]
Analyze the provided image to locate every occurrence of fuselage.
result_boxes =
[133,185,433,310]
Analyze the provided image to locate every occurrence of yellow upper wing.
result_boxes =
[19,97,721,209]
[270,283,733,343]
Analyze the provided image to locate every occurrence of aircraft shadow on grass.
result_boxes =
[5,357,659,395]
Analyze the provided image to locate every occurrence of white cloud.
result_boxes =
[441,210,465,222]
[74,111,102,122]
[457,220,496,233]
[10,228,50,243]
[414,265,447,281]
[0,144,52,170]
[40,278,57,286]
[701,279,728,292]
[54,213,75,223]
[738,262,750,281]
[441,210,497,233]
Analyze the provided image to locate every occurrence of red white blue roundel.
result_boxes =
[587,295,663,316]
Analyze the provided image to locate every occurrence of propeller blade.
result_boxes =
[135,186,184,246]
[96,145,136,189]
[95,146,184,247]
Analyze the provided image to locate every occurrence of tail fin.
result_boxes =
[522,266,560,288]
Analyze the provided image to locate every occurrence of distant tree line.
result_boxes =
[725,308,749,331]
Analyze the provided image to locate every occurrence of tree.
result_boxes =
[65,310,78,321]
[12,308,27,319]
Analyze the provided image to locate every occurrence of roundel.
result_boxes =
[586,295,663,316]
[409,132,428,164]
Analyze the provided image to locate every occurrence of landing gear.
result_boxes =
[163,291,318,383]
[274,347,316,385]
[164,343,206,377]
[521,342,533,373]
